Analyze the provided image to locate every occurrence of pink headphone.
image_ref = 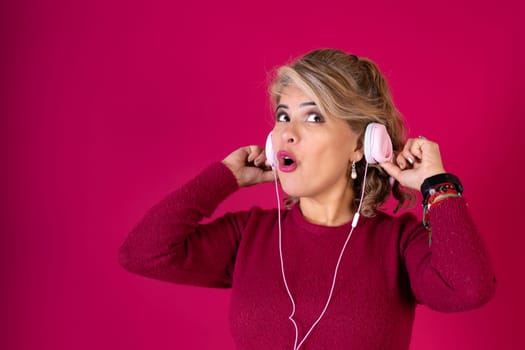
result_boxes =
[265,122,393,167]
[363,122,393,164]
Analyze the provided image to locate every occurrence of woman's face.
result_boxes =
[271,84,362,201]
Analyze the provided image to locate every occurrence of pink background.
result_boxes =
[3,0,524,349]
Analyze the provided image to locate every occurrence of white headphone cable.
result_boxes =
[274,164,369,350]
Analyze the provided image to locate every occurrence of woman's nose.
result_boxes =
[281,124,299,144]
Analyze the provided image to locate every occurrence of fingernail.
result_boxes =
[399,162,405,169]
[407,157,414,165]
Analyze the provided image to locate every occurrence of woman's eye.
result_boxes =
[306,113,324,123]
[276,113,290,122]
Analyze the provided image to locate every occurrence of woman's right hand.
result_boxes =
[221,145,275,187]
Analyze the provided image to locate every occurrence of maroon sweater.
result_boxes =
[119,162,496,349]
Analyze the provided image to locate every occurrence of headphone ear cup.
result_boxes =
[265,132,276,167]
[364,123,393,164]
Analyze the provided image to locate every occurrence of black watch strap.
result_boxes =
[420,173,463,201]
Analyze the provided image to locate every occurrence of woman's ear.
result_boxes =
[351,149,364,163]
[350,130,365,163]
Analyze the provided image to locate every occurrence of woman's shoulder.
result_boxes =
[218,205,281,227]
[354,210,426,257]
[372,209,419,226]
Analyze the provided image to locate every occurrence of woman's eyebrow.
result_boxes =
[275,104,288,112]
[299,102,316,108]
[275,102,317,112]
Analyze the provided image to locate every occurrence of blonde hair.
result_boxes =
[269,48,415,217]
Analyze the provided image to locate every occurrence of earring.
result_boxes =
[351,161,357,180]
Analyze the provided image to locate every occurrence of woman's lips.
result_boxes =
[276,151,297,172]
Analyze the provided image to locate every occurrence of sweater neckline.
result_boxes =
[288,204,369,235]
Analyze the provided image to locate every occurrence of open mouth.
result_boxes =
[276,151,297,172]
[282,156,295,166]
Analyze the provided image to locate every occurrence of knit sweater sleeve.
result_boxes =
[400,196,496,312]
[118,162,248,288]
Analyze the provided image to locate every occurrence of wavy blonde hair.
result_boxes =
[269,48,415,217]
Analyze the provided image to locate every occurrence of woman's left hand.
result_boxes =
[379,136,446,191]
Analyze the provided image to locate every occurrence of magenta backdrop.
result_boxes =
[2,0,524,349]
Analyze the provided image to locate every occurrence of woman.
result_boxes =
[119,49,496,349]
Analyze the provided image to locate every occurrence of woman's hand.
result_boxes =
[380,136,446,191]
[222,145,275,187]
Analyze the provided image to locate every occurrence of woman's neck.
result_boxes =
[299,186,355,227]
